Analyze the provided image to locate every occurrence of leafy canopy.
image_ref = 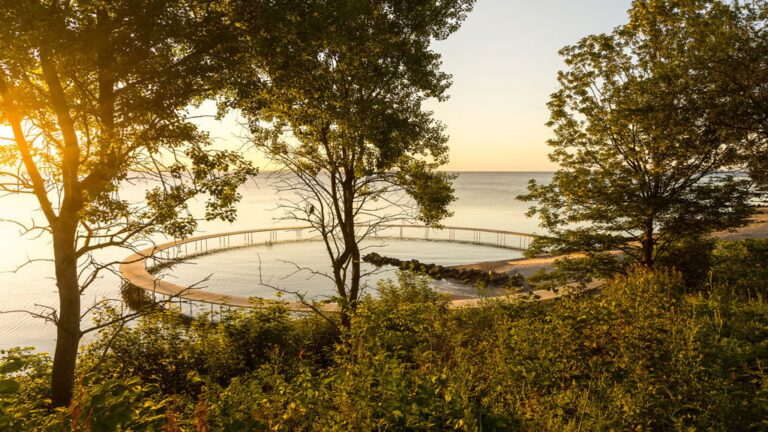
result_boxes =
[0,0,256,250]
[520,0,754,267]
[0,0,257,407]
[229,0,471,226]
[222,0,473,315]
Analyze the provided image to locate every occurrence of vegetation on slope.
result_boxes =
[2,240,767,431]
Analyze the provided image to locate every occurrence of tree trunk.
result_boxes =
[341,174,360,326]
[641,223,655,268]
[337,216,359,328]
[50,217,82,408]
[349,245,361,305]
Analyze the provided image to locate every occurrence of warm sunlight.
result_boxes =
[1,0,766,428]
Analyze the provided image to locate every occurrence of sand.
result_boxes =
[456,208,768,278]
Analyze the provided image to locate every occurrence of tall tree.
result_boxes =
[228,0,473,325]
[694,0,768,186]
[0,0,255,407]
[520,0,754,269]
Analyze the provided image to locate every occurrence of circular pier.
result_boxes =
[119,225,537,313]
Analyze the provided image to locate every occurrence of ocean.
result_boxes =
[0,172,552,353]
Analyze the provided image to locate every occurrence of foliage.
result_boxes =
[0,348,52,431]
[527,251,628,290]
[711,239,768,299]
[681,0,768,187]
[350,273,452,363]
[0,0,256,406]
[80,305,338,398]
[596,0,768,194]
[655,235,718,291]
[226,0,474,321]
[64,377,176,432]
[519,0,755,268]
[0,0,256,251]
[6,263,768,430]
[530,235,720,290]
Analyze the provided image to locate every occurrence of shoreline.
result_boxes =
[457,207,768,278]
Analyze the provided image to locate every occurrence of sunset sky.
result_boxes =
[196,0,635,172]
[1,1,636,172]
[425,0,633,171]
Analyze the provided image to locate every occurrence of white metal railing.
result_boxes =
[120,225,537,315]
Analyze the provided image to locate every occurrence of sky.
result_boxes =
[196,0,635,172]
[424,0,634,171]
[1,0,635,172]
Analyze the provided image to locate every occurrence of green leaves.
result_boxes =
[0,349,52,431]
[0,380,19,395]
[520,0,756,271]
[69,378,171,432]
[0,0,258,243]
[225,0,469,312]
[0,359,23,375]
[0,0,258,408]
[4,264,768,430]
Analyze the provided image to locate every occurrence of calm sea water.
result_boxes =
[0,172,552,353]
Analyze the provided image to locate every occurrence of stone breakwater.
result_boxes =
[363,252,525,288]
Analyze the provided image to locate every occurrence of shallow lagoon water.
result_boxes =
[165,239,524,301]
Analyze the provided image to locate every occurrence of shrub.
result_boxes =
[711,239,768,299]
[5,268,768,430]
[656,235,717,291]
[198,269,768,430]
[347,272,452,362]
[0,348,52,431]
[81,304,334,396]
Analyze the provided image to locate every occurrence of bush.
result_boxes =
[528,251,627,289]
[656,235,717,291]
[197,269,768,430]
[711,239,768,299]
[5,267,768,430]
[347,272,452,362]
[81,304,337,396]
[0,348,52,431]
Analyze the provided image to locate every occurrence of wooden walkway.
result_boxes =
[122,210,768,314]
[119,225,539,312]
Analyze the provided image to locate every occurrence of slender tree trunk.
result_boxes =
[349,245,361,304]
[341,174,360,326]
[337,216,359,328]
[331,256,351,328]
[50,216,82,408]
[641,223,655,268]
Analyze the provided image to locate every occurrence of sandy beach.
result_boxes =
[456,207,768,279]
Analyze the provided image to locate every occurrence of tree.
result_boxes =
[0,0,255,407]
[694,0,768,187]
[633,0,768,189]
[228,0,473,325]
[519,0,754,269]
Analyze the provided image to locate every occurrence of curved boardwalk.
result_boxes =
[121,210,768,314]
[119,225,538,312]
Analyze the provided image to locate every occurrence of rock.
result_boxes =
[362,252,525,288]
